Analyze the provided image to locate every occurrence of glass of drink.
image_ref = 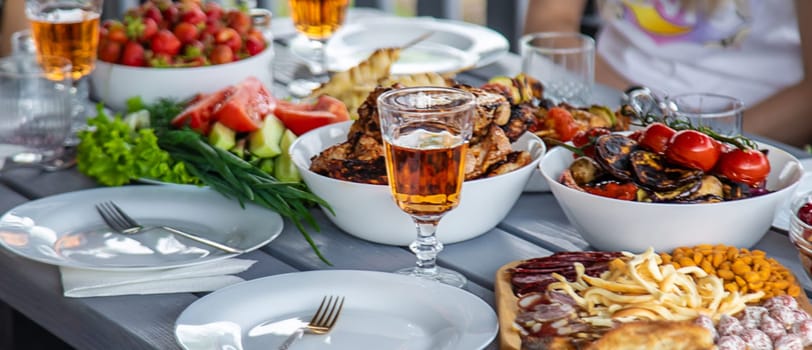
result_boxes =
[377,86,475,288]
[287,0,349,97]
[25,0,102,143]
[0,55,74,166]
[520,32,595,106]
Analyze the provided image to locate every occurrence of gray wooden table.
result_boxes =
[0,23,810,350]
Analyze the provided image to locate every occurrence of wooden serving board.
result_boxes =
[494,259,812,350]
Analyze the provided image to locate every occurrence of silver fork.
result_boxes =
[95,201,244,254]
[279,295,345,350]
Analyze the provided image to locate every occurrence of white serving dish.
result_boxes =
[539,141,803,252]
[290,121,545,246]
[89,45,274,111]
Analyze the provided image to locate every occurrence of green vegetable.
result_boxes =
[77,104,199,186]
[146,99,333,265]
[79,97,332,264]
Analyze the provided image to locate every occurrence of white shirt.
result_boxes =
[597,0,802,107]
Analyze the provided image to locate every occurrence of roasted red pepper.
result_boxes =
[583,181,638,201]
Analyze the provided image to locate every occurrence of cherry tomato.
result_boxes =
[245,36,265,56]
[120,41,145,67]
[204,2,224,21]
[714,147,770,187]
[215,27,242,53]
[664,130,721,171]
[142,5,163,24]
[571,127,611,158]
[151,29,181,56]
[798,203,812,226]
[638,122,676,154]
[97,39,122,63]
[226,10,252,35]
[106,22,128,44]
[209,44,234,65]
[546,107,579,142]
[180,3,207,25]
[139,18,159,41]
[173,22,199,44]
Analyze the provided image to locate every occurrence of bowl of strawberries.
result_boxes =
[89,0,273,111]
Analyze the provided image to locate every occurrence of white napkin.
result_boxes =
[60,258,256,298]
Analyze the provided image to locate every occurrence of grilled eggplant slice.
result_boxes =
[683,175,725,203]
[594,134,639,181]
[646,179,703,202]
[723,179,752,200]
[629,150,703,191]
[569,156,604,185]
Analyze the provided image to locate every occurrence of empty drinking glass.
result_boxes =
[520,32,595,106]
[668,93,744,136]
[0,55,74,164]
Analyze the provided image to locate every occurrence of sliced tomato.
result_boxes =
[273,95,350,135]
[314,95,350,122]
[171,87,233,134]
[214,77,276,132]
[275,108,344,136]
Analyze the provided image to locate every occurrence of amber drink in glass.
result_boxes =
[287,0,349,97]
[378,87,475,288]
[26,0,103,144]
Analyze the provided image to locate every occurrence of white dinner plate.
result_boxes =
[773,158,812,231]
[302,16,508,75]
[0,186,283,271]
[175,270,499,350]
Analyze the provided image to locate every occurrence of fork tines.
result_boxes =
[311,295,345,330]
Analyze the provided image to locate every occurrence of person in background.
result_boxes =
[0,0,29,57]
[525,0,812,148]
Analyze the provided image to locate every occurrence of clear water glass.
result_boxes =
[0,55,74,163]
[668,93,744,136]
[520,32,595,107]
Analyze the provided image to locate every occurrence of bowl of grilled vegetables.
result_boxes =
[290,84,546,246]
[538,124,803,253]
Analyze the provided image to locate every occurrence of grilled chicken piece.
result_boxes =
[308,134,389,185]
[454,84,512,143]
[464,124,513,180]
[486,151,532,177]
[502,104,536,142]
[309,84,533,184]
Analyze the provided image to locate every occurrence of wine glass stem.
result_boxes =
[410,218,444,276]
[308,38,328,77]
[64,77,91,146]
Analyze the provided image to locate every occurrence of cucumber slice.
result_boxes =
[274,129,301,182]
[248,114,285,158]
[208,122,236,150]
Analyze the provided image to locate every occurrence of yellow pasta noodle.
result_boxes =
[547,248,764,326]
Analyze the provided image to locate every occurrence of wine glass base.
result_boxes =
[395,266,467,288]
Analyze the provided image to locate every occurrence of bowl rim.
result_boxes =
[93,44,273,73]
[291,120,547,188]
[540,139,803,207]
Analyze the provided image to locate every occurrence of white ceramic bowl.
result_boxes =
[290,120,546,246]
[89,45,274,111]
[539,141,804,252]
